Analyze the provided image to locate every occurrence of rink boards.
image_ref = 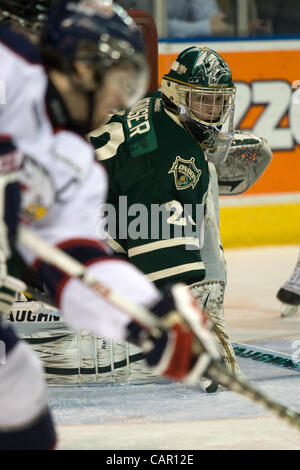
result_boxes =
[219,193,300,248]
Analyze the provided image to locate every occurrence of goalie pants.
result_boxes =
[200,162,226,284]
[195,164,241,376]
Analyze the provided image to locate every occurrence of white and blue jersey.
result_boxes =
[0,25,160,340]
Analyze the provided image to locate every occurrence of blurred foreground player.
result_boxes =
[0,0,220,449]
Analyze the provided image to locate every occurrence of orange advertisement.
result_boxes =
[159,49,300,195]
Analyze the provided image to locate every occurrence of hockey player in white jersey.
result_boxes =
[0,0,221,449]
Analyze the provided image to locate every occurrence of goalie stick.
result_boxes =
[18,225,300,431]
[233,342,300,373]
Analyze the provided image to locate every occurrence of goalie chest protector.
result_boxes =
[91,92,209,206]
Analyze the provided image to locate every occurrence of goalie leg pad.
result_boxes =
[190,280,241,377]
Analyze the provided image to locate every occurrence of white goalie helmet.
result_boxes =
[161,46,236,153]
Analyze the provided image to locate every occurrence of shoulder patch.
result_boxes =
[169,156,202,190]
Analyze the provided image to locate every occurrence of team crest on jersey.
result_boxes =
[168,156,202,190]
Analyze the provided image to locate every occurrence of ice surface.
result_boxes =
[47,245,300,450]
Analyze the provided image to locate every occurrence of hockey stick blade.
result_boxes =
[232,342,300,372]
[18,225,300,431]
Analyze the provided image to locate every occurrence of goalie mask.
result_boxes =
[161,46,235,153]
[0,0,52,30]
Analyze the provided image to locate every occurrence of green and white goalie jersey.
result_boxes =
[90,93,209,288]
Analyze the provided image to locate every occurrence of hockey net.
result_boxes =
[127,9,158,93]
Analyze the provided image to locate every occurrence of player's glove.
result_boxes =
[126,283,221,384]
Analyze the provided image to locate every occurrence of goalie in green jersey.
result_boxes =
[90,46,272,383]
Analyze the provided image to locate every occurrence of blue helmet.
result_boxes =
[40,1,149,131]
[40,0,145,73]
